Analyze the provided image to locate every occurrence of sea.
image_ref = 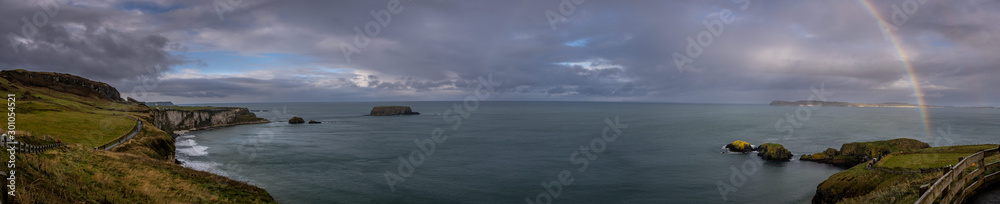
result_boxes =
[172,101,1000,203]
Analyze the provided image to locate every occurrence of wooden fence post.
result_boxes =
[0,171,7,204]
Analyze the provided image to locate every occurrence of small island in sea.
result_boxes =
[369,106,420,116]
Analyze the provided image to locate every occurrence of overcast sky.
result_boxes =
[1,0,998,106]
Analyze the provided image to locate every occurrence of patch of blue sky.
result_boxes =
[170,51,319,74]
[564,38,590,47]
[119,1,186,14]
[170,51,356,75]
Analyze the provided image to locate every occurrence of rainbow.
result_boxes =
[857,0,934,138]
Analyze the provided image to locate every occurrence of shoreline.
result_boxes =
[169,120,272,138]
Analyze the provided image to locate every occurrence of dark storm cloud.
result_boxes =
[0,0,186,82]
[2,0,999,105]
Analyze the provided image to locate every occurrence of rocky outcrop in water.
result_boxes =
[369,106,420,116]
[756,143,793,161]
[725,140,754,153]
[289,117,305,124]
[308,120,321,124]
[153,107,269,133]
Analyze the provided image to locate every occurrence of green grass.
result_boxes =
[3,145,275,203]
[814,144,999,203]
[880,153,973,169]
[18,110,135,147]
[0,70,276,203]
[0,74,151,148]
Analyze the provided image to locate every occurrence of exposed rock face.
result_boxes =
[725,140,754,153]
[801,138,929,167]
[308,120,321,124]
[0,69,122,101]
[369,106,420,116]
[153,107,269,133]
[289,117,305,124]
[756,143,793,161]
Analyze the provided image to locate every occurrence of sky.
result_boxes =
[1,0,999,106]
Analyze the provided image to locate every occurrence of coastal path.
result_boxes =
[95,116,143,150]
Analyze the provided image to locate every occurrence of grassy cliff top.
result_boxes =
[0,69,275,203]
[815,144,999,203]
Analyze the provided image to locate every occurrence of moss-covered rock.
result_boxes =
[756,143,792,161]
[801,148,838,160]
[725,140,754,153]
[289,117,305,124]
[308,120,321,124]
[801,138,930,167]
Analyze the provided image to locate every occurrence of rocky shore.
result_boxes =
[152,107,270,133]
[799,138,929,167]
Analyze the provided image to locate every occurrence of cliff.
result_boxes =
[369,106,420,116]
[0,69,276,203]
[811,144,997,204]
[153,107,269,133]
[0,69,123,101]
[801,138,929,167]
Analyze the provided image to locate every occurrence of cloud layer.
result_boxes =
[1,0,998,106]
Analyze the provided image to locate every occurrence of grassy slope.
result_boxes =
[816,144,999,204]
[3,75,138,148]
[0,72,275,203]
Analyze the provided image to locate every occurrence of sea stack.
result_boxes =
[756,143,793,161]
[369,106,420,116]
[725,140,754,153]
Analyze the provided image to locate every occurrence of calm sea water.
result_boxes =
[173,102,1000,203]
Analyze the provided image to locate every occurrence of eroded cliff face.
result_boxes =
[153,107,268,133]
[0,69,123,101]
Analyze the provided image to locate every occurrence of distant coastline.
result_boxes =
[769,100,999,109]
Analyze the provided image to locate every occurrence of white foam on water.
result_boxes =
[176,145,209,156]
[175,139,197,147]
[180,160,224,175]
[177,134,197,139]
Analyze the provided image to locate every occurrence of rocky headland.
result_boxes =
[0,69,123,101]
[806,140,996,204]
[0,69,275,203]
[799,138,929,167]
[152,107,270,133]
